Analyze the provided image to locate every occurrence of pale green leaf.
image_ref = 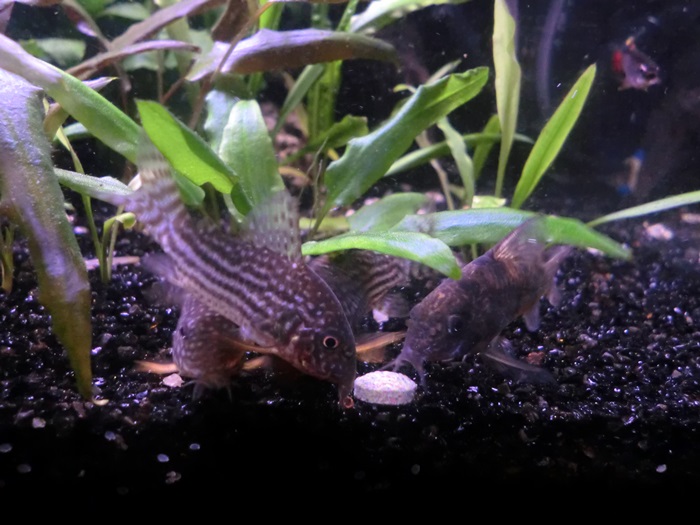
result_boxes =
[136,99,236,194]
[347,192,428,231]
[219,99,285,214]
[302,230,462,279]
[511,63,596,209]
[587,190,700,227]
[492,0,521,198]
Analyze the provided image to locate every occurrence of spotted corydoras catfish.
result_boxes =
[308,249,411,362]
[106,143,357,406]
[390,217,572,383]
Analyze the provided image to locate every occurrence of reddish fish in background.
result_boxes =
[103,141,357,407]
[389,218,572,384]
[612,36,661,91]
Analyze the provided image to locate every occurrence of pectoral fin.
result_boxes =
[522,302,541,331]
[356,330,406,363]
[481,337,555,385]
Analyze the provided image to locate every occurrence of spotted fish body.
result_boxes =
[308,249,410,328]
[109,144,357,405]
[172,296,246,396]
[392,218,571,382]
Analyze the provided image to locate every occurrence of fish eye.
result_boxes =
[447,315,463,335]
[323,335,339,349]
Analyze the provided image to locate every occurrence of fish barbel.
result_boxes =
[107,142,357,406]
[390,217,571,383]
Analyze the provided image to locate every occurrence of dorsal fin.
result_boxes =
[241,190,301,260]
[491,217,547,268]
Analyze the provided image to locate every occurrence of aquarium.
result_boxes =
[1,0,699,499]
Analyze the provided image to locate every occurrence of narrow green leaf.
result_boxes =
[286,114,368,164]
[307,59,343,139]
[385,131,531,177]
[437,116,474,206]
[219,99,285,214]
[492,0,521,198]
[511,63,596,209]
[347,192,429,231]
[273,64,324,137]
[473,114,500,180]
[136,99,236,194]
[0,70,93,399]
[391,207,631,259]
[0,33,140,162]
[322,67,489,217]
[587,190,700,227]
[302,230,462,279]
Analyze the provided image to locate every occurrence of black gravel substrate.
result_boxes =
[1,205,700,502]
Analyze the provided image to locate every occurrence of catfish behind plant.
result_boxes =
[104,142,357,406]
[309,249,411,328]
[391,218,571,383]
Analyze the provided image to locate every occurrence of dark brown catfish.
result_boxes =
[103,142,357,406]
[390,218,571,383]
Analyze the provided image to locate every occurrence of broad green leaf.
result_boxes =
[511,63,596,209]
[302,230,461,279]
[188,29,398,81]
[347,192,428,231]
[322,67,489,217]
[385,131,531,177]
[437,116,474,206]
[0,33,141,162]
[204,89,239,153]
[587,190,700,227]
[0,70,93,399]
[137,99,236,194]
[219,99,285,215]
[350,0,472,34]
[473,114,500,180]
[493,0,521,198]
[391,207,631,259]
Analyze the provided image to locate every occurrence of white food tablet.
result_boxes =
[353,371,417,405]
